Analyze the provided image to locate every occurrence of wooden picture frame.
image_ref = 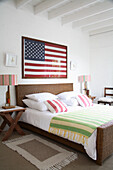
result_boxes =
[22,36,67,79]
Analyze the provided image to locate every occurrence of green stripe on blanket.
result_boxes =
[49,105,113,145]
[50,123,91,136]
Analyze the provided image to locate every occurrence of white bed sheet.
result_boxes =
[20,106,97,160]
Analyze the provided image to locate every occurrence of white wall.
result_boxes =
[90,31,113,99]
[0,1,90,107]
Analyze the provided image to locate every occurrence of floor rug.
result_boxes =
[3,134,77,170]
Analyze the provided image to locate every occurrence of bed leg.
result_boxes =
[95,160,102,166]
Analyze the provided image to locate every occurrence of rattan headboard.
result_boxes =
[16,83,73,107]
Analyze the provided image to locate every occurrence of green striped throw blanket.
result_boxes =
[49,105,113,145]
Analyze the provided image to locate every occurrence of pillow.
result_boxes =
[22,99,48,111]
[60,98,78,106]
[57,91,76,100]
[25,92,57,102]
[45,99,68,113]
[76,94,93,107]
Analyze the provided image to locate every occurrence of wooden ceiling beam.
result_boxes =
[48,0,98,19]
[89,25,113,36]
[34,0,66,15]
[16,0,31,9]
[82,18,113,32]
[73,9,113,28]
[62,1,113,25]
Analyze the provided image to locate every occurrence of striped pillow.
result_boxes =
[76,94,93,107]
[45,99,68,113]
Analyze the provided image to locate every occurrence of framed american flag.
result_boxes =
[22,37,67,79]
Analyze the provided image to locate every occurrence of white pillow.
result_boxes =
[22,99,48,111]
[60,98,78,106]
[25,92,57,102]
[57,91,76,100]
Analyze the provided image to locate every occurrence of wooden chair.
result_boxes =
[98,87,113,106]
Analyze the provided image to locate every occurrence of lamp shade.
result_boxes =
[78,75,91,82]
[0,74,17,86]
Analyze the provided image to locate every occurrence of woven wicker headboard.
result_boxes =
[16,83,73,107]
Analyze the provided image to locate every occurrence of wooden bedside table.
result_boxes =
[88,95,96,102]
[0,106,26,141]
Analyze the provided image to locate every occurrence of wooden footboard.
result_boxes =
[96,120,113,165]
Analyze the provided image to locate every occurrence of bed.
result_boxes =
[16,83,113,165]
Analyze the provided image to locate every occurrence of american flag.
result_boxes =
[23,38,67,78]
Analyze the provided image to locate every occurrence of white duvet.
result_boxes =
[20,106,97,160]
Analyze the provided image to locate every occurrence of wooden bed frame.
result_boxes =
[16,83,113,165]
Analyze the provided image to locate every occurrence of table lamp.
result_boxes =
[0,74,17,109]
[78,75,91,95]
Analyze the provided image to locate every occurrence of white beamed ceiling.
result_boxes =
[2,0,113,34]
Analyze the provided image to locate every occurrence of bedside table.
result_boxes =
[88,96,96,102]
[0,106,26,141]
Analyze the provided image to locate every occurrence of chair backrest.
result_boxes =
[104,87,113,97]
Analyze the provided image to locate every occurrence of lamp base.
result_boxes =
[2,105,15,109]
[84,89,89,96]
